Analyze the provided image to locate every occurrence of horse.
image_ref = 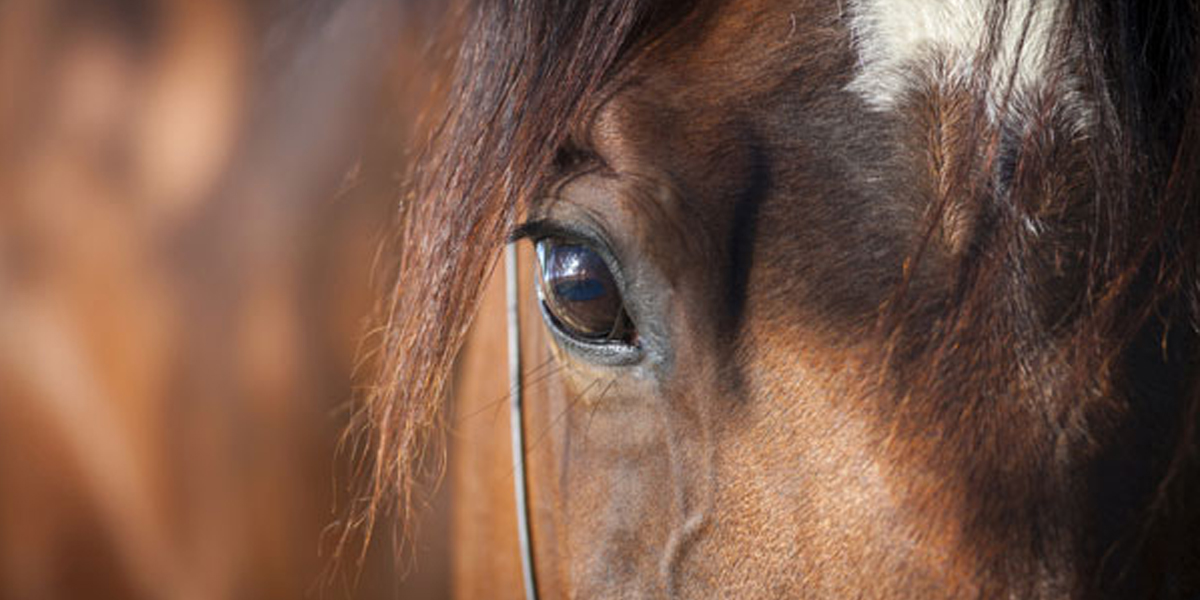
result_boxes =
[364,0,1200,596]
[361,0,1200,597]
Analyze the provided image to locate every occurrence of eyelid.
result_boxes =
[507,220,544,244]
[509,219,582,244]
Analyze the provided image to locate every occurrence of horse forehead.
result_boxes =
[590,0,850,158]
[847,0,1063,112]
[597,0,1067,138]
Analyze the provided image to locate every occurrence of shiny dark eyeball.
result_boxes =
[535,240,633,342]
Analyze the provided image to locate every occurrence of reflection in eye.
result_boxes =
[535,240,633,343]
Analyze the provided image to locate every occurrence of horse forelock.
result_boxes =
[349,0,703,562]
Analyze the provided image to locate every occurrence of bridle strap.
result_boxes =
[505,242,539,600]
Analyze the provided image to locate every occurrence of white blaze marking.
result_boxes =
[847,0,1062,113]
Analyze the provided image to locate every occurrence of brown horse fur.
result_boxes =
[365,0,1200,597]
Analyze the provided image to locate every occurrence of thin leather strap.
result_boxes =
[506,242,539,600]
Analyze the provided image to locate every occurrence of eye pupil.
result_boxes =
[536,240,633,342]
[553,278,606,302]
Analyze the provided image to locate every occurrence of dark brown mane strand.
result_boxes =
[352,0,699,563]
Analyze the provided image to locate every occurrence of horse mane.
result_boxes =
[344,0,696,562]
[356,0,1200,585]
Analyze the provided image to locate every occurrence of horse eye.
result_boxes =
[535,240,633,343]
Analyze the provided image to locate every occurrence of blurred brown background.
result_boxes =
[0,0,448,597]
